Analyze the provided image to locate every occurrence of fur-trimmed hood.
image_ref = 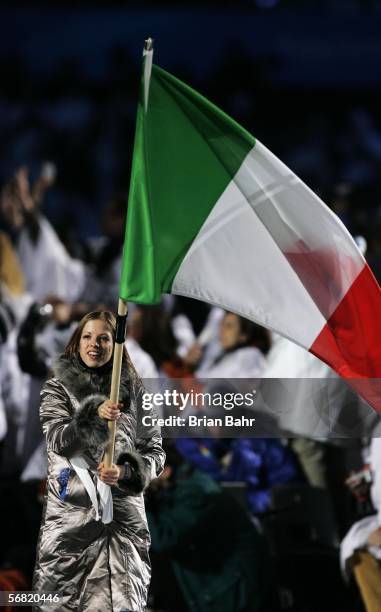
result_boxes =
[52,353,131,409]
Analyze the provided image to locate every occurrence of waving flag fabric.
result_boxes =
[120,47,381,412]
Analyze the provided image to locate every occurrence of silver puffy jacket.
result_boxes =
[33,354,165,612]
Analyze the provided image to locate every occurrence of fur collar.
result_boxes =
[52,353,131,408]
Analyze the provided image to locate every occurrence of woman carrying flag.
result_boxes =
[33,310,165,612]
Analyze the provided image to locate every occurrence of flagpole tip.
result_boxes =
[144,38,154,52]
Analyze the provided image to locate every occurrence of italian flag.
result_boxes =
[120,46,381,412]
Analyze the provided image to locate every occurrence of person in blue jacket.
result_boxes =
[146,443,272,612]
[176,436,300,514]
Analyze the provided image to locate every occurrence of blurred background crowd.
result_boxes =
[1,2,381,611]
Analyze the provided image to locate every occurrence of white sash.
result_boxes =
[70,456,113,524]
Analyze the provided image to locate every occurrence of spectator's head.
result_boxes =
[219,312,271,354]
[129,304,178,368]
[101,193,127,239]
[41,295,72,325]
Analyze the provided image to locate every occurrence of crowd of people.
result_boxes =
[0,159,380,611]
[2,26,381,250]
[0,4,381,609]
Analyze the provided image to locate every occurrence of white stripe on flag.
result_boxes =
[173,141,365,349]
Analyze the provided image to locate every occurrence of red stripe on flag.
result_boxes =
[310,264,381,413]
[285,243,359,320]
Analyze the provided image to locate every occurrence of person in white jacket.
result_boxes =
[17,215,85,304]
[1,165,86,304]
[341,437,381,612]
[196,311,269,379]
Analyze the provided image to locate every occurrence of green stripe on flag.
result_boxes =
[119,63,255,303]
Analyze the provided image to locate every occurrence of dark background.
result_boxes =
[1,1,381,266]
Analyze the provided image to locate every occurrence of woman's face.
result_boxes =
[219,313,247,350]
[79,319,114,368]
